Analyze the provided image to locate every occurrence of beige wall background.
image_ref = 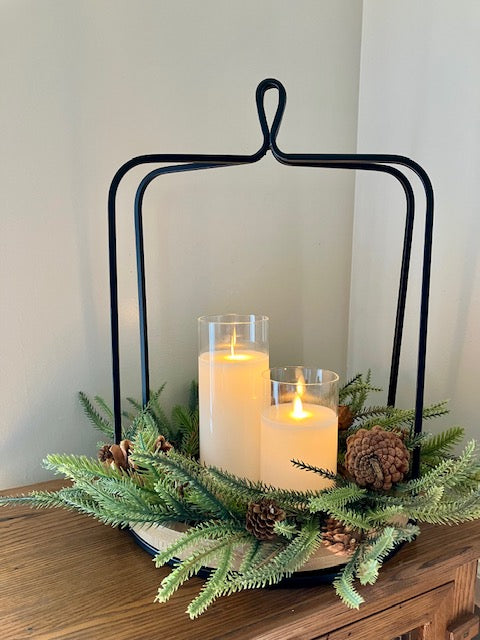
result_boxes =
[349,0,480,443]
[1,0,362,488]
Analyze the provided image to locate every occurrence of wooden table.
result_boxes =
[1,480,479,640]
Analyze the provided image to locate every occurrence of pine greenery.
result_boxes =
[2,371,480,616]
[78,382,199,454]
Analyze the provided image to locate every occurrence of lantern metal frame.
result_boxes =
[107,78,433,478]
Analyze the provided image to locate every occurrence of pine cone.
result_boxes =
[99,439,135,471]
[338,405,354,431]
[345,426,410,491]
[98,444,113,464]
[322,517,363,556]
[154,435,172,453]
[245,499,286,541]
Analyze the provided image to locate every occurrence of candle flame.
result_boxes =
[225,326,250,360]
[291,393,310,419]
[296,372,306,398]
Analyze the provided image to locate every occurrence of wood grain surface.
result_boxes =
[1,479,479,640]
[315,582,454,639]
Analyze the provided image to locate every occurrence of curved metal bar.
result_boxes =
[134,160,412,417]
[134,162,228,407]
[255,78,287,147]
[270,148,433,477]
[281,160,415,407]
[133,159,413,411]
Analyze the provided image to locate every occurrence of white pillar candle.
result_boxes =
[261,403,337,491]
[260,367,338,491]
[198,315,269,481]
[199,350,268,480]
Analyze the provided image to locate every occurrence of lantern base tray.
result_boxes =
[129,522,350,587]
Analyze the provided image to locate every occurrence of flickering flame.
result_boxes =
[291,393,311,419]
[296,372,306,398]
[225,326,250,361]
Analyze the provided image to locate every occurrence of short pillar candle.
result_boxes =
[260,367,338,491]
[198,314,269,480]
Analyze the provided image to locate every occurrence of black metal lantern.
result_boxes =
[107,78,433,480]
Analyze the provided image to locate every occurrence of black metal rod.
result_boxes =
[390,182,415,406]
[134,162,228,407]
[280,160,415,407]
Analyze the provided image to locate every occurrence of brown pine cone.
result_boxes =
[245,499,286,541]
[338,405,354,430]
[154,435,172,453]
[322,517,363,556]
[99,439,135,471]
[98,444,113,464]
[345,426,410,491]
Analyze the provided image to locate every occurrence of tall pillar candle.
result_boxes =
[260,367,338,491]
[198,314,269,480]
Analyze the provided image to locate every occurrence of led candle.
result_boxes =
[260,368,338,491]
[198,315,269,480]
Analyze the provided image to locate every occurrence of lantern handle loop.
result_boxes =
[255,78,286,152]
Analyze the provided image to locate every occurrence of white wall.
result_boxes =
[349,1,480,440]
[0,0,362,489]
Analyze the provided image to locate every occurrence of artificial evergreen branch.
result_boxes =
[93,395,113,418]
[320,506,375,532]
[154,521,244,568]
[206,465,316,512]
[153,477,202,523]
[238,538,263,573]
[354,405,393,420]
[187,543,236,618]
[333,548,364,609]
[44,453,126,482]
[143,384,172,441]
[350,401,449,435]
[132,450,242,522]
[127,397,143,412]
[78,391,113,438]
[420,425,465,460]
[0,487,91,511]
[309,484,367,513]
[274,520,299,539]
[339,371,382,417]
[402,440,479,494]
[223,519,321,594]
[339,373,362,397]
[356,527,397,585]
[155,531,246,609]
[290,459,346,485]
[171,405,199,458]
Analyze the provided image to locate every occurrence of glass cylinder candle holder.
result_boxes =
[198,314,269,480]
[260,367,339,491]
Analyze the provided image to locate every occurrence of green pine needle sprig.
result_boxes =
[78,391,113,438]
[290,459,347,485]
